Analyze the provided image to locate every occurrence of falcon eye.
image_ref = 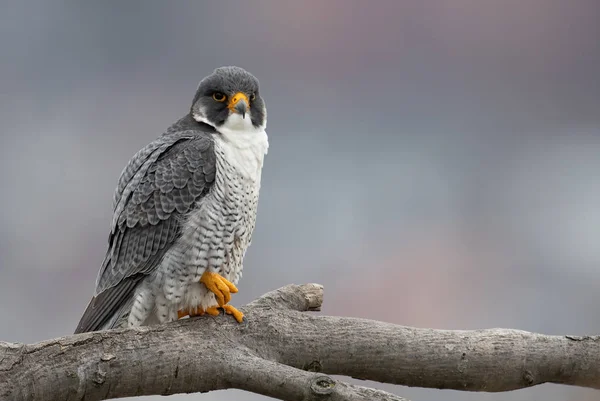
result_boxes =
[250,93,256,101]
[212,92,226,102]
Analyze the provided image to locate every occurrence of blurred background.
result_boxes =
[1,1,600,400]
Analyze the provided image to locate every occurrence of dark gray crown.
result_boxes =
[191,66,266,129]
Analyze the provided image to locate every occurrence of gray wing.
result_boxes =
[74,131,216,333]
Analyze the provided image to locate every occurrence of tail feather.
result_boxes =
[74,277,141,334]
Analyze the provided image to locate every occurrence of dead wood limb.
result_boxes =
[1,283,598,401]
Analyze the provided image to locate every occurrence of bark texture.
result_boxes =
[0,283,599,401]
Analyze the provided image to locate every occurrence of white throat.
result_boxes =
[193,111,269,180]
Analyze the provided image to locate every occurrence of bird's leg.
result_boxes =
[178,305,243,322]
[177,306,206,319]
[199,271,238,306]
[199,271,244,323]
[221,305,244,323]
[202,306,243,323]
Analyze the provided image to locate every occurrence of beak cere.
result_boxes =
[228,92,249,119]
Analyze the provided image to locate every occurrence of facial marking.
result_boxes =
[190,66,265,130]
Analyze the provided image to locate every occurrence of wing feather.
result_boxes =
[75,129,216,333]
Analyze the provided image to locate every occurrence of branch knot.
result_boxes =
[310,374,336,395]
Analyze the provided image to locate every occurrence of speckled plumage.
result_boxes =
[75,66,268,333]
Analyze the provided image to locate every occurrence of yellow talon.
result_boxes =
[199,271,238,307]
[178,306,206,319]
[177,305,244,323]
[179,272,242,323]
[204,306,221,316]
[189,306,206,317]
[222,304,244,323]
[204,305,244,322]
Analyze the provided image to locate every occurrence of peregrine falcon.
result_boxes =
[74,66,268,333]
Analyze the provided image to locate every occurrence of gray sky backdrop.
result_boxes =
[1,1,600,400]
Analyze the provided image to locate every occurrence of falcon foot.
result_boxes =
[204,305,244,323]
[199,271,238,307]
[177,305,244,323]
[177,306,220,319]
[221,304,244,323]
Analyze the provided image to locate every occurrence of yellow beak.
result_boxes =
[227,92,250,118]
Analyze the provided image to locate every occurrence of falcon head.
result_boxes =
[191,66,266,132]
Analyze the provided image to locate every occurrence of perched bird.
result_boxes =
[74,66,268,333]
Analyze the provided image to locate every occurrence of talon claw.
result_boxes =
[179,304,244,323]
[200,271,238,307]
[184,272,242,323]
[204,306,221,316]
[189,306,205,317]
[222,305,244,323]
[178,306,206,319]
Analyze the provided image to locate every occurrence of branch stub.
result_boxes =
[310,374,336,395]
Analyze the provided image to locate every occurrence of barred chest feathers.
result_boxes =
[127,127,269,328]
[210,130,269,257]
[163,128,269,317]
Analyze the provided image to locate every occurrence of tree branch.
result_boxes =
[226,352,407,401]
[1,283,598,401]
